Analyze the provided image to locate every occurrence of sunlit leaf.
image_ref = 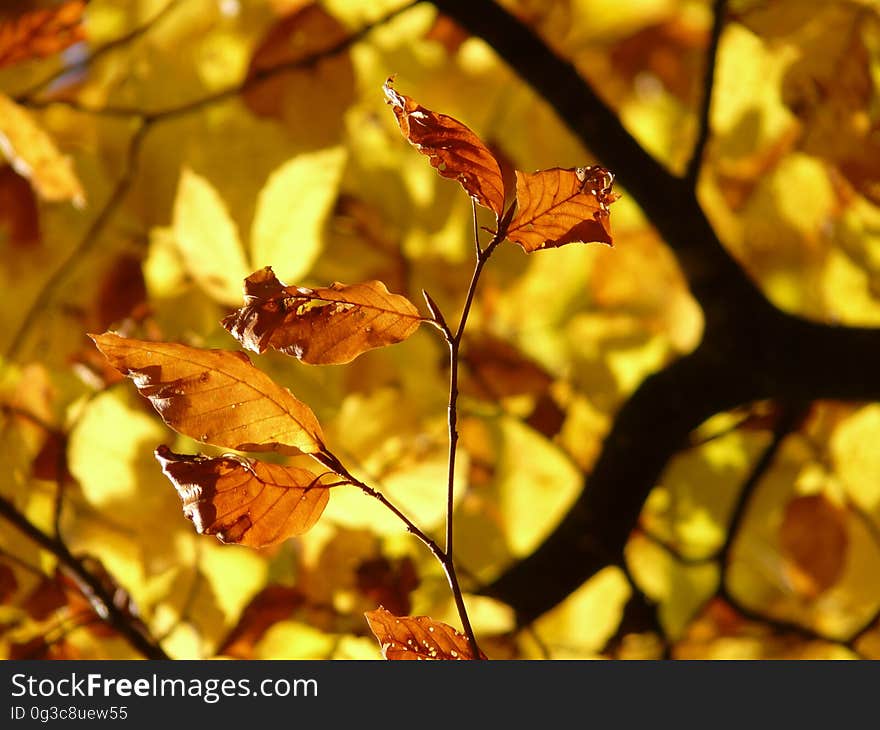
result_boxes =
[779,494,848,598]
[383,78,506,217]
[172,167,249,305]
[90,333,324,455]
[250,148,347,283]
[155,446,334,548]
[364,606,486,660]
[0,94,84,206]
[222,267,422,364]
[506,166,618,251]
[0,1,86,68]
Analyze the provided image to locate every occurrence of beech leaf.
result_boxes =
[222,267,423,365]
[155,446,333,548]
[0,1,86,69]
[506,166,619,252]
[90,333,324,455]
[0,93,85,207]
[383,78,506,217]
[364,606,486,660]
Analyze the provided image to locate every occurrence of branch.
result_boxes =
[0,495,169,660]
[435,0,880,626]
[685,0,727,184]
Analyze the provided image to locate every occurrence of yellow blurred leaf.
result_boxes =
[172,167,249,305]
[250,147,347,283]
[0,94,85,207]
[497,417,581,558]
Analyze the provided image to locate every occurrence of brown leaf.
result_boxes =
[22,571,66,620]
[243,3,354,147]
[0,562,18,604]
[222,267,423,365]
[155,446,333,548]
[383,78,506,217]
[0,1,86,69]
[217,584,305,658]
[355,556,419,617]
[0,165,40,249]
[779,494,848,598]
[90,333,324,455]
[9,635,78,660]
[506,166,619,252]
[461,334,554,401]
[364,606,486,660]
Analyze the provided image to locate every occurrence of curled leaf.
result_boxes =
[155,446,333,548]
[222,267,422,365]
[364,606,486,660]
[506,166,619,252]
[0,93,85,206]
[383,78,505,217]
[0,1,86,69]
[90,332,324,455]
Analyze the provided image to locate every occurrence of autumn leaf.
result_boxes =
[222,267,423,365]
[364,606,486,660]
[155,446,334,548]
[383,78,506,218]
[356,556,419,617]
[0,166,40,249]
[460,333,554,401]
[0,1,86,69]
[779,494,848,598]
[0,562,17,604]
[90,333,324,455]
[505,166,619,252]
[217,584,306,659]
[242,3,355,148]
[0,94,85,206]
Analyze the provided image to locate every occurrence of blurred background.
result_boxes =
[2,0,880,659]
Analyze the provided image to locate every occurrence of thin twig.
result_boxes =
[0,495,169,659]
[685,0,727,184]
[430,213,507,659]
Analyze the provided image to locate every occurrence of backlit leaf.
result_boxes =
[779,494,848,598]
[155,446,333,548]
[0,94,85,206]
[364,606,486,660]
[0,1,86,69]
[90,333,324,455]
[250,148,347,283]
[383,78,506,217]
[222,267,422,365]
[506,166,618,252]
[172,167,249,305]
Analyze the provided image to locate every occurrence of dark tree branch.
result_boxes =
[0,495,169,660]
[686,0,727,184]
[430,0,880,625]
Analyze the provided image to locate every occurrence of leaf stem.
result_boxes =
[433,213,506,659]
